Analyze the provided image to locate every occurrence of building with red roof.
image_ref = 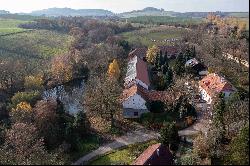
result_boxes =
[199,73,236,104]
[124,55,150,90]
[132,143,174,165]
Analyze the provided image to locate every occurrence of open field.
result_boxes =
[126,16,203,26]
[0,18,31,35]
[120,26,187,47]
[0,29,73,59]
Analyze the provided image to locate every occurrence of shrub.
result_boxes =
[11,91,41,108]
[24,75,44,91]
[146,100,165,113]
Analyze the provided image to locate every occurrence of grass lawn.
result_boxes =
[0,18,30,35]
[88,140,159,165]
[120,26,186,47]
[136,111,179,130]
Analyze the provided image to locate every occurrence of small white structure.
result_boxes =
[199,73,236,104]
[185,58,199,67]
[185,58,208,76]
[122,85,149,118]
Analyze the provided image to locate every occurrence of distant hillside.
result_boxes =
[30,8,114,17]
[119,7,177,18]
[172,11,249,18]
[0,14,45,21]
[119,7,249,18]
[0,10,10,14]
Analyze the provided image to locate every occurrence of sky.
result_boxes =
[0,0,249,13]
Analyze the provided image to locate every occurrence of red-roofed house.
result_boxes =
[122,84,149,118]
[132,143,174,165]
[199,73,236,104]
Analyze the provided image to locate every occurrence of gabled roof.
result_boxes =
[125,56,150,87]
[136,57,150,86]
[121,84,181,104]
[199,73,236,97]
[147,90,181,103]
[121,84,148,102]
[133,143,173,165]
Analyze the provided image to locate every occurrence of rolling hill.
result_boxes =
[29,7,114,17]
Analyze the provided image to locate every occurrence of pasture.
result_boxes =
[0,29,74,59]
[120,26,187,47]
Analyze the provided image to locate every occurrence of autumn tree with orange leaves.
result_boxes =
[107,59,121,80]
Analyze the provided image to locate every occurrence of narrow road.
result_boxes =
[72,128,160,165]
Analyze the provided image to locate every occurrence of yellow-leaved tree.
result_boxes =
[107,59,120,80]
[146,45,160,64]
[14,102,32,112]
[11,101,33,123]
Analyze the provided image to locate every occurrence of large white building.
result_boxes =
[122,84,149,118]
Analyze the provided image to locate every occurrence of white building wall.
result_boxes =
[123,94,147,110]
[199,87,212,104]
[199,87,235,105]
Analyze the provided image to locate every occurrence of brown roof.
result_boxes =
[158,46,179,57]
[147,90,181,103]
[136,57,150,86]
[121,84,180,104]
[199,73,235,97]
[128,47,147,59]
[133,143,173,165]
[121,84,148,102]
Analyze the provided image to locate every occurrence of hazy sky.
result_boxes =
[1,0,249,13]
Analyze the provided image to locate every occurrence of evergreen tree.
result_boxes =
[160,122,179,151]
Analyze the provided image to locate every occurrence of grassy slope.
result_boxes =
[121,26,187,47]
[88,140,158,165]
[0,18,30,35]
[0,30,73,59]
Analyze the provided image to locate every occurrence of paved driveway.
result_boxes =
[72,128,160,165]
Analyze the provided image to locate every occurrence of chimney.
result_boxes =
[156,149,160,156]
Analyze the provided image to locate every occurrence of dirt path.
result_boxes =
[72,128,160,165]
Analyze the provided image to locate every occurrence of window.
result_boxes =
[134,112,138,116]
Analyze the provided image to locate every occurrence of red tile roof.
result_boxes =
[136,57,150,86]
[133,143,173,165]
[121,84,148,102]
[199,73,235,97]
[147,90,181,103]
[121,84,181,104]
